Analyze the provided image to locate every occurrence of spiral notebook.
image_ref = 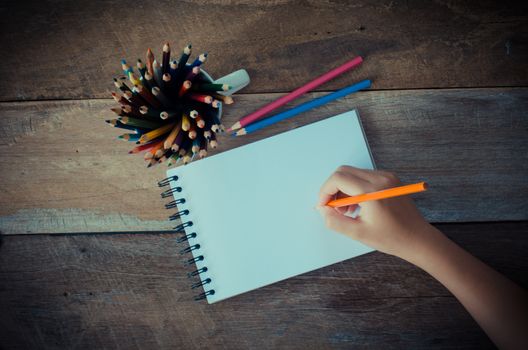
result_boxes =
[159,109,375,303]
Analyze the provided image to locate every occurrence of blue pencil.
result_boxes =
[234,79,371,136]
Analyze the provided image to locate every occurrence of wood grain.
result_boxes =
[1,221,526,349]
[1,0,527,101]
[1,88,527,234]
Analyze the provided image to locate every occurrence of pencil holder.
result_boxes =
[105,42,250,167]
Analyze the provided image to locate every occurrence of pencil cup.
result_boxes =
[106,42,250,167]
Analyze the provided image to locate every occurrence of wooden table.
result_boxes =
[1,1,527,348]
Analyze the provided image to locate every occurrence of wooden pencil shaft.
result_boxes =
[146,48,155,76]
[179,80,192,97]
[120,117,163,129]
[171,129,186,152]
[187,93,212,104]
[162,43,170,75]
[193,83,229,92]
[140,122,176,142]
[327,182,428,208]
[164,123,182,150]
[122,104,144,118]
[185,66,200,81]
[189,53,207,69]
[153,60,163,87]
[140,105,162,118]
[169,60,178,77]
[213,94,234,104]
[135,86,161,109]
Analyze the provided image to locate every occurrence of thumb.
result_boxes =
[316,205,363,239]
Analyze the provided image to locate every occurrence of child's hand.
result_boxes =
[316,166,436,262]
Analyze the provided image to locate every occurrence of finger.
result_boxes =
[335,204,358,215]
[333,166,380,184]
[317,205,363,239]
[318,170,371,205]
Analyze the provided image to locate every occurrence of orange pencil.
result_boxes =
[327,182,428,208]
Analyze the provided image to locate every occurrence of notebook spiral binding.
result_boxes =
[159,175,215,302]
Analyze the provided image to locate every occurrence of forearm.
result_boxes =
[408,226,528,350]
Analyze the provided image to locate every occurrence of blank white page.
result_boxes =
[166,110,375,303]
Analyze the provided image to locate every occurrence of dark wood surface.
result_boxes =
[1,88,527,234]
[2,222,527,349]
[1,0,527,348]
[1,0,527,101]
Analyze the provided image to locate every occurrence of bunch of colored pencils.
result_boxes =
[229,56,370,136]
[106,42,234,167]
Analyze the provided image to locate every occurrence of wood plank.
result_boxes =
[1,88,527,234]
[1,222,526,349]
[1,1,527,101]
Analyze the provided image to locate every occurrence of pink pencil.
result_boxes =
[227,56,363,131]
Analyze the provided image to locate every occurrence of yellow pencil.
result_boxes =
[139,122,176,143]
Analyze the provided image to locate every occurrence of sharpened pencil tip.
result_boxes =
[121,59,126,64]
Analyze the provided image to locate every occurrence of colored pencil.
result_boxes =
[122,104,143,118]
[195,114,205,128]
[139,122,177,143]
[187,93,212,104]
[142,72,155,90]
[123,90,144,107]
[129,139,163,154]
[194,83,230,92]
[211,99,221,109]
[235,79,371,136]
[169,60,178,77]
[198,135,208,158]
[171,128,186,152]
[134,85,161,109]
[140,105,162,118]
[153,60,163,87]
[144,139,165,159]
[213,94,234,105]
[178,44,192,72]
[151,87,174,108]
[118,133,141,142]
[105,119,140,132]
[166,153,181,167]
[110,107,126,116]
[146,48,155,76]
[228,56,363,131]
[162,73,173,92]
[137,59,146,78]
[114,78,132,93]
[112,92,130,106]
[209,132,218,149]
[182,149,194,165]
[164,123,182,150]
[181,113,191,131]
[176,44,192,81]
[185,66,200,81]
[162,42,170,75]
[327,182,428,208]
[158,149,174,164]
[119,116,164,129]
[189,53,207,69]
[160,110,179,120]
[191,138,200,153]
[188,123,197,139]
[178,80,192,97]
